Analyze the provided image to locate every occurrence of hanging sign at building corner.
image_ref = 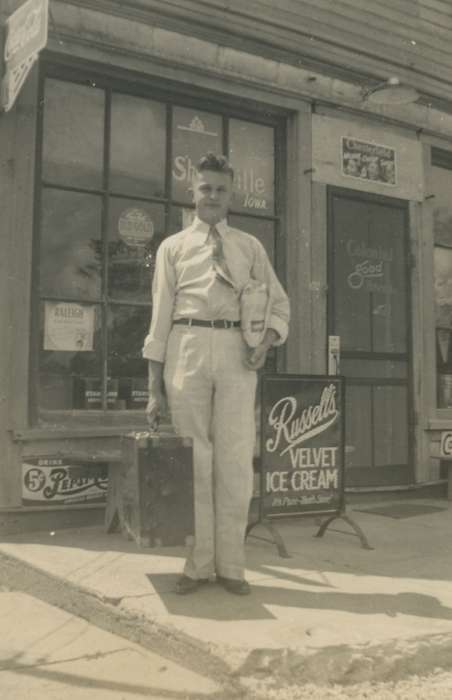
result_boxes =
[1,0,48,113]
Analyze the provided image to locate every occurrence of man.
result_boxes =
[143,153,290,595]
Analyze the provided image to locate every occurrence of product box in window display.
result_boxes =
[126,377,149,409]
[73,377,119,410]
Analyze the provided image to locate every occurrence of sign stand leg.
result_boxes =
[315,509,373,550]
[246,517,291,558]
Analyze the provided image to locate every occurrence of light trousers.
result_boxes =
[164,324,257,580]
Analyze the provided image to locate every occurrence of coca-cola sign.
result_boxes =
[260,375,345,517]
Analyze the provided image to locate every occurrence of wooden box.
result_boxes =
[106,431,194,547]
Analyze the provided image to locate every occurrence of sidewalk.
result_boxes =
[0,591,218,700]
[2,498,452,684]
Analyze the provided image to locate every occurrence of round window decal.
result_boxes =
[118,208,154,247]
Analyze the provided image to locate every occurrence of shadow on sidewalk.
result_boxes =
[147,572,452,623]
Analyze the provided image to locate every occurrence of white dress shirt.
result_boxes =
[142,217,290,362]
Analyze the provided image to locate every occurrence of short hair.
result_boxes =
[196,152,234,180]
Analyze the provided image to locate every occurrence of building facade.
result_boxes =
[2,0,452,529]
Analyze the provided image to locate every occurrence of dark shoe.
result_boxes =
[175,575,208,595]
[217,576,251,596]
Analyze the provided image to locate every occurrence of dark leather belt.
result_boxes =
[173,318,240,329]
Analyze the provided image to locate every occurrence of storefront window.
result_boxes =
[432,154,452,407]
[36,72,281,416]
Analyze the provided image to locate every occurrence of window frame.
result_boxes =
[29,60,288,426]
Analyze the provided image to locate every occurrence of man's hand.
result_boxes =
[146,389,167,431]
[146,360,166,431]
[243,328,279,370]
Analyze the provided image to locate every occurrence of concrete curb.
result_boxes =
[0,550,237,691]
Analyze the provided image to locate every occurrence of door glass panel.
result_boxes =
[110,94,166,198]
[108,199,165,302]
[229,120,275,215]
[40,189,102,301]
[333,198,372,351]
[42,79,104,189]
[333,198,407,354]
[373,386,408,466]
[345,386,372,468]
[369,206,407,353]
[171,107,222,204]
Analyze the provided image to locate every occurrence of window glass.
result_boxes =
[42,79,104,188]
[168,206,195,233]
[108,199,165,302]
[172,107,222,204]
[108,305,150,410]
[228,215,275,264]
[432,161,452,407]
[40,189,102,300]
[435,247,452,407]
[432,165,452,247]
[38,302,102,410]
[110,94,166,198]
[229,120,275,215]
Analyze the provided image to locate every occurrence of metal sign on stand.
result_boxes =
[247,373,372,556]
[1,0,48,113]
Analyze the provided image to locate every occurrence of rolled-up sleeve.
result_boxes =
[253,240,290,346]
[142,241,176,362]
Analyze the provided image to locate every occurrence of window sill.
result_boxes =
[428,415,452,430]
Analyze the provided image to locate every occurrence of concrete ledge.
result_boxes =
[0,505,105,535]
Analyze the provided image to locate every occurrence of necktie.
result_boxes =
[208,226,235,288]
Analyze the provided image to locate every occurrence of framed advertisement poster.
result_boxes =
[342,137,396,186]
[44,302,95,352]
[22,457,108,506]
[260,374,345,518]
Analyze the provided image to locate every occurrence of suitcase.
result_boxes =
[106,430,194,547]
